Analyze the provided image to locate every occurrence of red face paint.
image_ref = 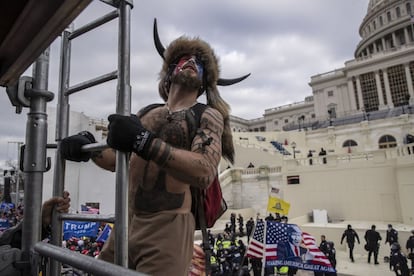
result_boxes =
[174,55,204,79]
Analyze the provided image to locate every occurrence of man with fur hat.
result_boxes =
[60,21,248,275]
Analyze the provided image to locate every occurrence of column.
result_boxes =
[383,69,394,108]
[382,37,386,52]
[375,71,385,108]
[392,32,399,47]
[404,27,410,45]
[404,63,414,103]
[347,78,357,111]
[356,76,364,110]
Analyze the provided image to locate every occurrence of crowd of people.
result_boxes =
[0,202,24,233]
[2,196,414,276]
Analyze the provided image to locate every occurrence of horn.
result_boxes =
[217,73,251,86]
[154,18,250,86]
[153,18,165,59]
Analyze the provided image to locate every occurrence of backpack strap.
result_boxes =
[186,103,207,141]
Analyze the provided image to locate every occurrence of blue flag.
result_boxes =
[63,221,99,240]
[96,223,112,243]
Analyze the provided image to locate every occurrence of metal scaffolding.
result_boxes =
[1,0,145,275]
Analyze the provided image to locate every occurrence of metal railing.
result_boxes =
[12,0,145,275]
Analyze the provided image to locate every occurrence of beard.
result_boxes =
[170,70,202,91]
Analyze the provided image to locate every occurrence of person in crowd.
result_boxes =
[307,150,313,165]
[230,213,237,235]
[340,224,360,262]
[386,224,399,246]
[315,236,337,276]
[265,213,275,221]
[207,229,215,249]
[389,242,409,276]
[0,191,70,248]
[238,214,244,236]
[246,217,254,243]
[405,230,414,271]
[281,215,289,224]
[319,148,327,164]
[365,224,382,264]
[60,26,248,274]
[250,257,262,276]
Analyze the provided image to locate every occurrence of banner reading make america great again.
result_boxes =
[247,221,336,273]
[63,221,99,240]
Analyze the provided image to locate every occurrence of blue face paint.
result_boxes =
[175,55,204,81]
[196,62,204,80]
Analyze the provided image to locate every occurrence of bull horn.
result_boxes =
[217,73,251,86]
[153,18,165,59]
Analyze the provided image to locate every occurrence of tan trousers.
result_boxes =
[99,211,195,276]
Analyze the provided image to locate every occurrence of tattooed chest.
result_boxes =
[143,109,192,150]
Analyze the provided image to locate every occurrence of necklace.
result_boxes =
[166,102,197,122]
[165,101,197,122]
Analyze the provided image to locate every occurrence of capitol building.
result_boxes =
[212,0,414,257]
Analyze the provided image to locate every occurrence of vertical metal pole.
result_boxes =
[49,25,73,276]
[114,0,133,267]
[21,47,53,275]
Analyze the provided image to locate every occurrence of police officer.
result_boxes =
[389,243,409,276]
[405,230,414,271]
[386,224,399,246]
[365,225,382,264]
[340,224,360,262]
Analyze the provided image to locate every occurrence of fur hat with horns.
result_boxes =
[154,19,250,164]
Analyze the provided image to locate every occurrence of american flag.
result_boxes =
[246,221,334,271]
[302,231,332,267]
[246,220,277,260]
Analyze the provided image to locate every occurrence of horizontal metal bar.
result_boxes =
[69,10,119,40]
[34,243,146,276]
[81,141,109,152]
[60,213,115,223]
[65,70,118,95]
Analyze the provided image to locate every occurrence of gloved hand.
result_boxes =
[107,114,154,160]
[60,131,96,162]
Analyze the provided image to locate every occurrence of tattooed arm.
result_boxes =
[92,148,116,172]
[148,107,223,189]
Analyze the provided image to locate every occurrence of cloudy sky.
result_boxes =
[0,0,370,162]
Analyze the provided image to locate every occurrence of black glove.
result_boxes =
[60,131,96,162]
[107,114,154,160]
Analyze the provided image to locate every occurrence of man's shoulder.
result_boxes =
[199,105,223,120]
[137,103,165,117]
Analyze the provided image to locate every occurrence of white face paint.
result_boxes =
[173,54,203,80]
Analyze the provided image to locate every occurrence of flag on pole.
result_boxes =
[246,220,277,260]
[267,196,290,215]
[96,223,112,243]
[246,220,336,273]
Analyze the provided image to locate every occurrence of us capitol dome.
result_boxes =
[357,0,414,58]
[233,0,414,135]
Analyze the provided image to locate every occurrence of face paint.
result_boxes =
[174,55,204,80]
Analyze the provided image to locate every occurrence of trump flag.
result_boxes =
[267,196,290,216]
[246,220,336,273]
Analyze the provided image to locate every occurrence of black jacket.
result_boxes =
[365,229,382,250]
[341,229,360,244]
